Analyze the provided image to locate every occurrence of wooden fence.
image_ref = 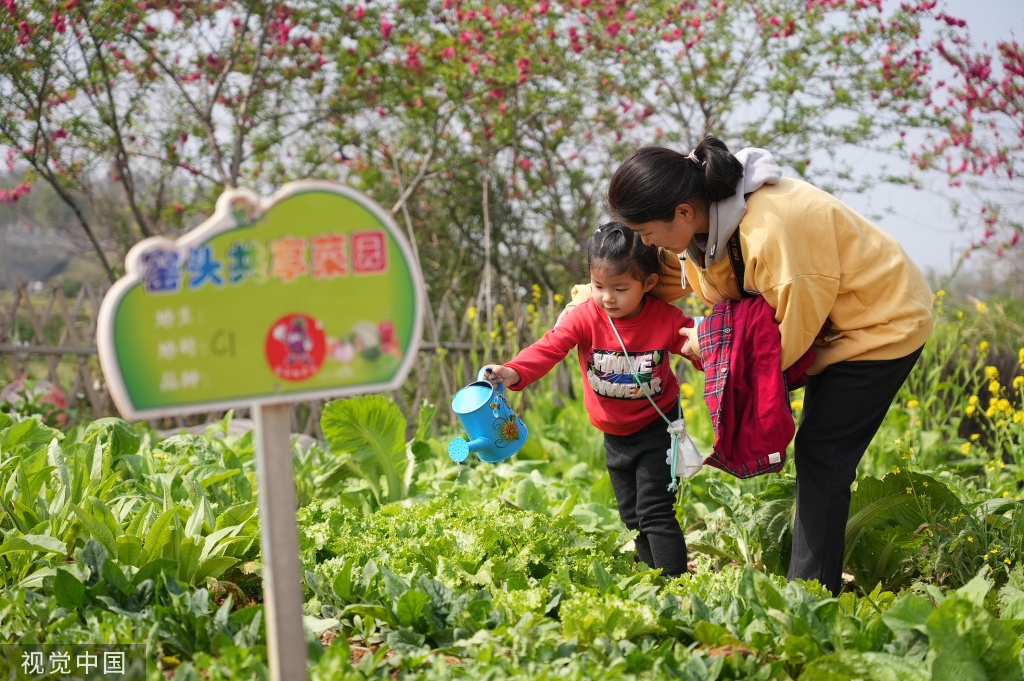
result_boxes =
[1,280,114,423]
[0,280,570,437]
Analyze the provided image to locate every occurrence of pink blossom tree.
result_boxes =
[910,14,1022,266]
[1,0,1016,304]
[0,0,369,277]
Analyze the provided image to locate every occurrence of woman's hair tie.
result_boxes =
[685,149,699,164]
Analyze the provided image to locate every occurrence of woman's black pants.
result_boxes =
[787,347,924,595]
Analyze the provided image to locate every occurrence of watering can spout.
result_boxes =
[448,436,489,463]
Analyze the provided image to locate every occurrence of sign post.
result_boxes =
[96,181,425,679]
[253,402,306,681]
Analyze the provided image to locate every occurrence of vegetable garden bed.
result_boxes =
[1,300,1023,680]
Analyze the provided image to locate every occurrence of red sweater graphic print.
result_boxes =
[505,297,695,436]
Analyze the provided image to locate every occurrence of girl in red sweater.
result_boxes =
[483,223,697,577]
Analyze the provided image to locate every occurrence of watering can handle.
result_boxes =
[477,366,505,396]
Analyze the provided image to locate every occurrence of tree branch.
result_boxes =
[229,6,270,185]
[74,9,154,238]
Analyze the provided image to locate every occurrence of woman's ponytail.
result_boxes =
[692,136,743,203]
[607,135,743,222]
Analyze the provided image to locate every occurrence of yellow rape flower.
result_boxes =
[985,365,999,381]
[976,301,987,313]
[554,293,564,304]
[467,306,478,321]
[680,383,695,399]
[965,405,977,417]
[971,433,980,441]
[961,442,972,454]
[1019,347,1024,367]
[906,399,919,409]
[988,380,1001,395]
[1013,376,1024,390]
[968,395,980,405]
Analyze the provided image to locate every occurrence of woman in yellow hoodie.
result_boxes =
[585,135,934,595]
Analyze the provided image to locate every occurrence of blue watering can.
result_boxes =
[448,367,529,464]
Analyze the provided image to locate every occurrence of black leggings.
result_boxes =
[787,347,924,595]
[605,417,688,577]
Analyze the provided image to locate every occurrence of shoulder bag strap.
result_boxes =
[726,232,755,299]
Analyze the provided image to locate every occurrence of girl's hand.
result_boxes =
[678,325,701,361]
[483,365,521,387]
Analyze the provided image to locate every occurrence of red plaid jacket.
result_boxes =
[696,296,815,478]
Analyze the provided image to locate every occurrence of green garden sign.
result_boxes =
[97,180,424,420]
[97,181,424,681]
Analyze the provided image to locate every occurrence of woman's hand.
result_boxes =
[678,325,701,361]
[482,364,521,387]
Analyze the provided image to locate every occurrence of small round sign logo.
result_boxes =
[265,313,326,382]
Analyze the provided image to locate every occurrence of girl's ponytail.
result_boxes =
[588,222,661,281]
